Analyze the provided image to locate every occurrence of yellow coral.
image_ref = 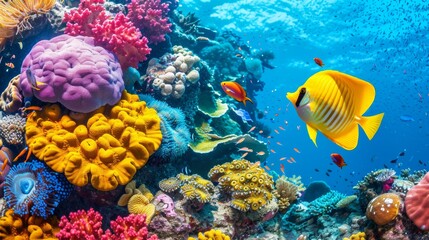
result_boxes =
[208,159,274,212]
[188,229,231,240]
[127,194,156,224]
[343,231,365,240]
[118,181,154,206]
[0,0,56,41]
[25,91,162,191]
[274,176,299,212]
[0,209,59,240]
[159,177,181,192]
[178,174,215,204]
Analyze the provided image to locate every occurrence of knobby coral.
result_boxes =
[0,113,26,145]
[188,229,231,240]
[208,159,274,212]
[0,75,23,113]
[25,91,162,191]
[4,161,72,219]
[0,209,59,239]
[19,34,124,113]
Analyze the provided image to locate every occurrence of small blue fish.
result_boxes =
[181,166,191,175]
[400,115,415,122]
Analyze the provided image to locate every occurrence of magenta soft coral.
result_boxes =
[63,0,150,69]
[127,0,172,44]
[57,208,158,240]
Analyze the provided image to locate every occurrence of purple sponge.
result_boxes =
[20,34,124,113]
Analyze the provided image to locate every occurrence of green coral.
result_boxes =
[308,190,345,215]
[208,159,274,212]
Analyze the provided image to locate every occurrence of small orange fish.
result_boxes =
[274,129,280,134]
[21,106,43,112]
[290,157,296,162]
[259,130,264,134]
[270,149,276,153]
[293,148,301,153]
[221,81,253,106]
[276,141,282,146]
[264,166,271,171]
[331,153,347,169]
[235,137,245,145]
[287,159,293,163]
[248,126,256,133]
[5,62,14,68]
[313,57,324,67]
[238,147,253,152]
[267,136,272,139]
[280,157,286,161]
[279,126,285,131]
[256,151,265,156]
[280,163,285,174]
[241,152,249,158]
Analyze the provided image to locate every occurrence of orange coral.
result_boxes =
[0,75,23,113]
[366,193,402,225]
[25,91,162,191]
[0,209,59,240]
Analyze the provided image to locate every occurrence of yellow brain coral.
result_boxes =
[208,159,274,212]
[25,92,162,191]
[188,229,231,240]
[343,232,365,240]
[0,209,59,240]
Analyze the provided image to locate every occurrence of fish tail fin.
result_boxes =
[359,113,384,140]
[243,97,253,106]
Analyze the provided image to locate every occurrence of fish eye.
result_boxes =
[300,88,306,94]
[296,87,307,107]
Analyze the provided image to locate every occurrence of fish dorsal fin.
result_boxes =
[324,70,376,116]
[306,124,318,147]
[326,123,359,150]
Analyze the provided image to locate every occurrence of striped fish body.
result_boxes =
[286,70,384,150]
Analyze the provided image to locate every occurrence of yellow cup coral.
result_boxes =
[25,92,162,191]
[188,229,231,240]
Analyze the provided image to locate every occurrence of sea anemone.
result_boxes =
[0,0,56,40]
[159,177,181,192]
[4,160,72,219]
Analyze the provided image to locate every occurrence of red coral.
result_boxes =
[127,0,172,44]
[57,208,104,240]
[63,0,150,69]
[104,214,159,240]
[57,209,158,240]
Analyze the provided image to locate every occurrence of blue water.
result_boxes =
[180,0,429,194]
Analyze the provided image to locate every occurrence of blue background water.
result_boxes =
[180,0,429,194]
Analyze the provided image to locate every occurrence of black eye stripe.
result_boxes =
[296,88,306,107]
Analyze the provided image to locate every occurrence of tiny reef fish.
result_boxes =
[221,81,253,106]
[313,57,324,67]
[331,153,347,169]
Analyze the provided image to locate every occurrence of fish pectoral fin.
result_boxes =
[306,124,318,147]
[328,124,359,150]
[359,113,384,140]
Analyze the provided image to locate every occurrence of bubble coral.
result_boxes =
[0,209,59,240]
[0,75,23,113]
[0,113,26,145]
[343,232,365,240]
[366,193,402,226]
[4,161,72,219]
[25,91,162,191]
[188,229,231,240]
[19,34,124,113]
[208,159,274,212]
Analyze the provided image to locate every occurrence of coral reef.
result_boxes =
[188,229,231,240]
[57,208,158,239]
[366,193,402,226]
[0,113,26,145]
[139,94,191,161]
[0,75,23,113]
[25,92,162,191]
[343,232,365,240]
[63,0,150,69]
[405,172,429,230]
[178,173,216,206]
[4,161,72,219]
[273,176,299,212]
[159,177,181,193]
[126,0,171,44]
[20,34,124,113]
[208,159,274,212]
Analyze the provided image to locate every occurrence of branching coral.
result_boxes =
[25,91,162,191]
[0,209,59,239]
[57,208,158,239]
[273,176,299,212]
[4,161,72,219]
[139,94,191,161]
[0,0,56,42]
[208,159,274,212]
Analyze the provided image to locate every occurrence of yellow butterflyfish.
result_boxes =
[286,70,384,150]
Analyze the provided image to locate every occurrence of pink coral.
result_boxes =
[57,208,104,240]
[405,172,429,230]
[63,0,150,69]
[57,208,158,240]
[153,193,177,217]
[127,0,171,44]
[104,214,158,240]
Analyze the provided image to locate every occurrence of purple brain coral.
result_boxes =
[19,34,124,113]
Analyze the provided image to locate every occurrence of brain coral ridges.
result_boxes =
[24,91,163,191]
[208,159,274,212]
[139,94,190,161]
[4,160,72,219]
